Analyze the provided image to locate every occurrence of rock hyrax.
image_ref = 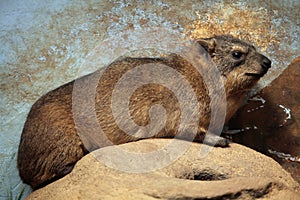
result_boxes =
[18,35,271,189]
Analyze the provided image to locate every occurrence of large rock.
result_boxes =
[229,57,300,183]
[27,139,299,199]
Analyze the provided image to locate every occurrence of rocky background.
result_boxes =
[0,0,299,199]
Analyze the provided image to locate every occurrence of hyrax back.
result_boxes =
[18,35,271,189]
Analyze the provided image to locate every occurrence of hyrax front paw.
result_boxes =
[215,137,230,147]
[204,134,230,147]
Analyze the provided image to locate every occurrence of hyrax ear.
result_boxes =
[197,38,217,54]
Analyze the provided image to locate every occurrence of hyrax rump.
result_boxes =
[18,35,271,189]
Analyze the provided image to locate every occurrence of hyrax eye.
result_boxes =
[232,51,244,60]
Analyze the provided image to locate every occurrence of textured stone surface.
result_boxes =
[229,57,300,183]
[27,139,299,199]
[1,0,299,199]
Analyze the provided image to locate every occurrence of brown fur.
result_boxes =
[17,35,271,189]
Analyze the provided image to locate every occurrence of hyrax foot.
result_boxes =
[203,134,230,147]
[215,137,230,147]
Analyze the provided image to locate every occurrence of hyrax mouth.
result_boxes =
[245,72,265,78]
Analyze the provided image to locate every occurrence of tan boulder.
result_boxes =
[27,139,299,199]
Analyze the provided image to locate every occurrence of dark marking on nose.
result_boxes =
[262,56,271,70]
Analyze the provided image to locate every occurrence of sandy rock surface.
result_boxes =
[27,139,299,200]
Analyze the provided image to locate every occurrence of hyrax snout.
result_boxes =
[17,35,271,189]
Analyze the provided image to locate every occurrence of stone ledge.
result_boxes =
[27,139,299,199]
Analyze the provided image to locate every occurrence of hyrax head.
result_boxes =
[197,35,271,95]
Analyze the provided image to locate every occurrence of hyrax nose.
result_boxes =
[262,56,272,70]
